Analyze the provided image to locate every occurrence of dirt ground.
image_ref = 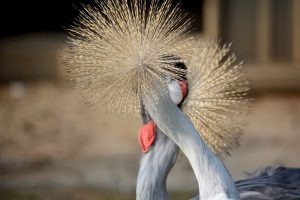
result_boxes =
[0,82,300,198]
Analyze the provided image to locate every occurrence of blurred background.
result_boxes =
[0,0,299,199]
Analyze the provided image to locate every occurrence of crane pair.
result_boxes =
[64,0,300,199]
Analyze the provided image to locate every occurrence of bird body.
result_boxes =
[191,166,300,200]
[237,166,300,200]
[138,125,300,200]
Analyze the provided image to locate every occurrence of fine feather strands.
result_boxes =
[182,40,251,157]
[64,0,251,156]
[64,0,192,115]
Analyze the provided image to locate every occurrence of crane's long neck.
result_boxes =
[137,101,179,200]
[145,95,241,200]
[136,128,179,200]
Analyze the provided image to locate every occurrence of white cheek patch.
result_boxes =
[167,80,183,105]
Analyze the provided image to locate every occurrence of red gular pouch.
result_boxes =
[179,80,188,99]
[139,121,157,153]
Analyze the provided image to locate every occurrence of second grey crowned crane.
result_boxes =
[136,60,300,199]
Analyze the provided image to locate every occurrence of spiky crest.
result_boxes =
[64,0,192,114]
[183,40,251,156]
[64,0,250,155]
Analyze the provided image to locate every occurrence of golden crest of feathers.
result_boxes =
[183,40,251,156]
[64,0,251,156]
[65,0,192,114]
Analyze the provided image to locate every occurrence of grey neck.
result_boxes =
[136,129,179,200]
[145,95,241,200]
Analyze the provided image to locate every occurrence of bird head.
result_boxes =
[160,55,188,105]
[64,0,250,157]
[138,54,189,153]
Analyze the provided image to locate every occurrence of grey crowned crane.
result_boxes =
[64,0,300,199]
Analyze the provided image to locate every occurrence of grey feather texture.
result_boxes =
[145,93,240,199]
[237,166,300,200]
[137,129,179,200]
[191,166,300,200]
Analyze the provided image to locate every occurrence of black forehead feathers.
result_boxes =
[160,54,187,80]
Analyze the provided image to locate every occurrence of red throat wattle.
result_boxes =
[179,80,188,98]
[139,80,188,153]
[139,121,157,153]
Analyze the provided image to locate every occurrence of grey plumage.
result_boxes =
[137,129,179,200]
[144,91,240,199]
[138,133,300,199]
[190,166,300,200]
[237,166,300,200]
